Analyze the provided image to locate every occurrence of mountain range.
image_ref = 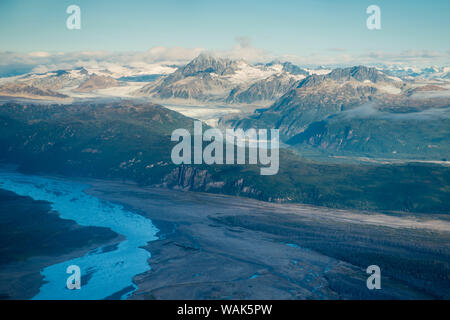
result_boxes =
[0,67,128,100]
[0,53,448,105]
[222,65,449,160]
[0,82,69,100]
[223,65,404,135]
[0,54,448,161]
[134,54,308,103]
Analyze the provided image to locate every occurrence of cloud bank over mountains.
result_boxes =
[0,47,206,77]
[1,39,449,77]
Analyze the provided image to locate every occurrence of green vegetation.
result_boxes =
[206,149,450,214]
[288,115,450,160]
[1,102,449,214]
[0,189,118,265]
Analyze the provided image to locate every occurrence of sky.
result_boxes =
[0,0,449,72]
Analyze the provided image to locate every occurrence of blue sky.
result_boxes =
[0,0,449,69]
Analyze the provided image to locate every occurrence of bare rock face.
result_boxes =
[226,73,301,104]
[404,84,447,96]
[75,74,119,92]
[180,53,238,77]
[136,54,240,101]
[160,166,267,200]
[162,166,218,191]
[0,82,69,100]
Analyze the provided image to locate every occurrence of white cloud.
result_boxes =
[0,45,448,77]
[28,51,52,58]
[145,46,205,63]
[212,37,274,63]
[273,50,450,68]
[31,65,50,73]
[0,47,205,77]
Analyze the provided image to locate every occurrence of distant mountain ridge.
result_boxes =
[0,53,448,103]
[135,53,310,103]
[223,65,405,137]
[0,82,69,100]
[74,74,119,92]
[223,65,450,160]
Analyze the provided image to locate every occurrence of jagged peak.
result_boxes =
[181,53,239,76]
